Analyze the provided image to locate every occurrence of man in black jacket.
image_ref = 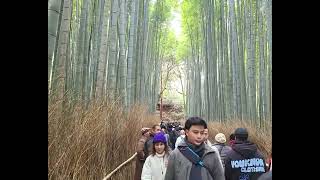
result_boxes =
[224,128,266,180]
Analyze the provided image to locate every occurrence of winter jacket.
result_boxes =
[212,143,232,168]
[141,153,169,180]
[164,140,225,180]
[208,145,223,167]
[224,141,266,180]
[205,139,213,147]
[135,135,149,180]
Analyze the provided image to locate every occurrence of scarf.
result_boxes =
[186,141,205,180]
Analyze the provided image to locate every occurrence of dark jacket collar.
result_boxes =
[178,139,216,156]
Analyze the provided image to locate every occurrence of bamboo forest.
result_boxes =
[48,0,272,179]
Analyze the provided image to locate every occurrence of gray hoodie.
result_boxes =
[164,140,225,180]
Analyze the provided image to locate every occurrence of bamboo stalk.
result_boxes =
[102,152,137,180]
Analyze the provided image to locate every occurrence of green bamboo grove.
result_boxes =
[48,0,272,127]
[182,0,271,127]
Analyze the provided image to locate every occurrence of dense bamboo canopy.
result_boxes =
[48,0,272,127]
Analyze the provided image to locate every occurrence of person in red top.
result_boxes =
[229,133,235,146]
[266,152,272,171]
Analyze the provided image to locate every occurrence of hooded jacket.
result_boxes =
[224,141,266,180]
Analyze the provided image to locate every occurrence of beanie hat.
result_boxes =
[153,132,167,143]
[234,128,248,138]
[215,133,226,143]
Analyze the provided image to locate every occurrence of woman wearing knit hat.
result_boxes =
[212,133,232,168]
[141,132,170,180]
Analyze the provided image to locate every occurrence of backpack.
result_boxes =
[178,146,215,179]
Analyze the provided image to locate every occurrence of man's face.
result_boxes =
[185,125,205,146]
[153,125,161,135]
[203,129,209,141]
